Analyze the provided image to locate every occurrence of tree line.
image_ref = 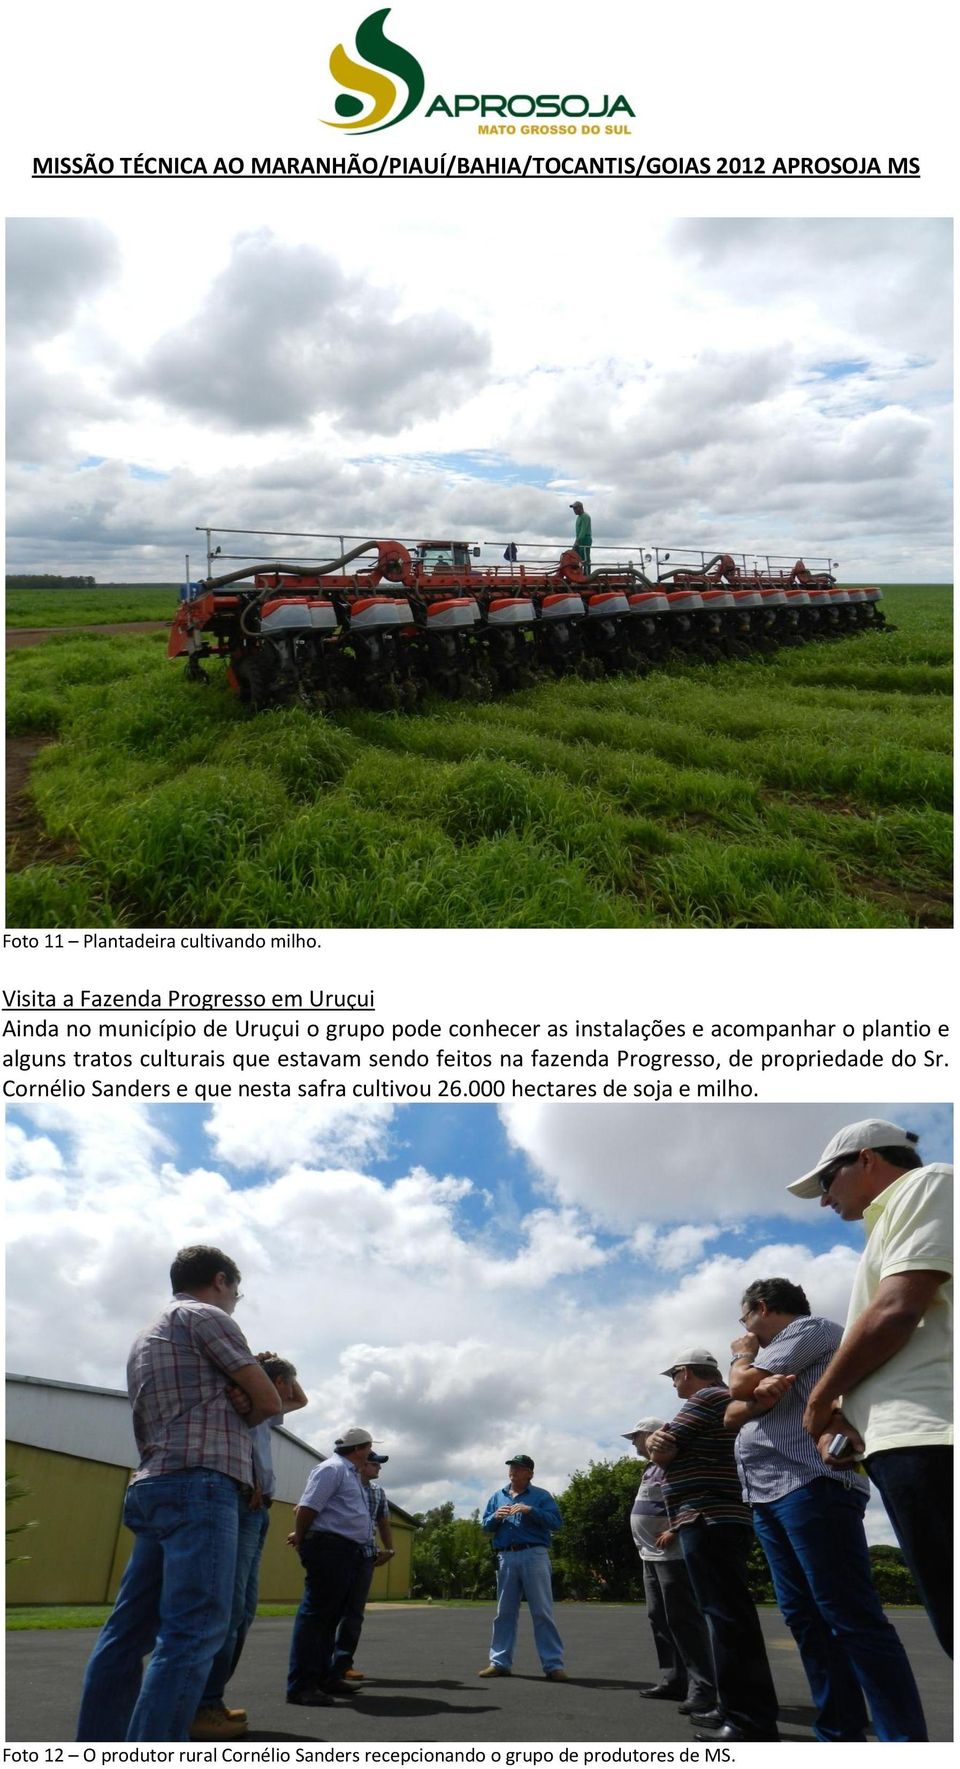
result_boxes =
[6,574,97,588]
[411,1458,920,1606]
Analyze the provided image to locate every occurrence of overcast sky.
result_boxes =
[6,209,952,582]
[6,1098,951,1541]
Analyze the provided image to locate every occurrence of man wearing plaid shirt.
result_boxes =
[76,1246,282,1743]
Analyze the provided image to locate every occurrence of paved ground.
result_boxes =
[5,1605,951,1744]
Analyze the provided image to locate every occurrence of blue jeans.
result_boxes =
[76,1470,240,1742]
[866,1446,953,1659]
[199,1500,270,1708]
[752,1478,927,1741]
[490,1546,564,1672]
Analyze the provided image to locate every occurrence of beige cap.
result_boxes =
[335,1427,375,1449]
[786,1119,918,1198]
[660,1349,720,1376]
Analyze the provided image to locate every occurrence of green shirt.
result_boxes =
[575,511,592,548]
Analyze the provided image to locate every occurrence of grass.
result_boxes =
[6,584,178,627]
[5,1598,504,1629]
[6,1605,116,1629]
[5,587,952,928]
[7,1597,920,1628]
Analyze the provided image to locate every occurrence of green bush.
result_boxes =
[411,1505,497,1601]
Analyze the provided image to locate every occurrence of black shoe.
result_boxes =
[678,1695,717,1715]
[323,1680,360,1696]
[694,1724,780,1744]
[640,1684,684,1700]
[287,1689,334,1707]
[689,1708,723,1727]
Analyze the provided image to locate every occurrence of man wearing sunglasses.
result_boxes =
[646,1351,779,1742]
[786,1119,952,1660]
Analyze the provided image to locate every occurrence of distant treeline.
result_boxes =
[6,574,98,588]
[6,577,179,589]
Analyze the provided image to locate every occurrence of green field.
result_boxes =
[5,587,952,929]
[6,585,178,627]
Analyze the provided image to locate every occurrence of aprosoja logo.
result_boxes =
[326,8,424,134]
[324,8,635,135]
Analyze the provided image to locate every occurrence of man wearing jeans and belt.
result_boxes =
[286,1428,378,1706]
[479,1454,566,1680]
[76,1246,283,1743]
[786,1118,953,1659]
[726,1275,927,1741]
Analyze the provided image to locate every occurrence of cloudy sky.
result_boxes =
[6,1098,951,1540]
[6,208,952,582]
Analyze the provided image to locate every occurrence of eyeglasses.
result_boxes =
[819,1153,860,1194]
[737,1308,757,1326]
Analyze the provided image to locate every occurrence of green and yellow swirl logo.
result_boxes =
[326,8,425,134]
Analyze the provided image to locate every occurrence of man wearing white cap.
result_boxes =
[623,1420,716,1713]
[647,1352,779,1742]
[286,1429,378,1706]
[787,1119,952,1658]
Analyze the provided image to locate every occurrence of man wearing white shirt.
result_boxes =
[286,1428,377,1706]
[787,1119,953,1658]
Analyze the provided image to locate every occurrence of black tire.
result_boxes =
[234,649,277,712]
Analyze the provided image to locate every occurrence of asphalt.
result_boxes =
[5,1605,951,1744]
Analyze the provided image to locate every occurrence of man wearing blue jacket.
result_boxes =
[479,1454,566,1680]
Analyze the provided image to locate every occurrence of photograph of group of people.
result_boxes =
[31,1108,946,1746]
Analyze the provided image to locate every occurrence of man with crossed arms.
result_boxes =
[76,1245,282,1743]
[726,1275,926,1741]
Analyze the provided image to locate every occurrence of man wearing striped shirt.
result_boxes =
[647,1349,779,1743]
[726,1277,927,1742]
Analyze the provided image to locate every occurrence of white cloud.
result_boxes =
[116,229,489,435]
[498,1100,930,1229]
[6,212,951,581]
[5,1121,64,1177]
[204,1099,396,1170]
[3,1100,939,1544]
[6,218,121,342]
[648,1223,725,1270]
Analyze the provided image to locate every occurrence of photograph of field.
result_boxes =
[6,210,952,929]
[6,583,951,928]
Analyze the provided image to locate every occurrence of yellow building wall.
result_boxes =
[5,1442,129,1605]
[257,1501,415,1601]
[7,1441,415,1605]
